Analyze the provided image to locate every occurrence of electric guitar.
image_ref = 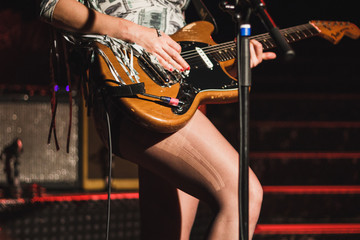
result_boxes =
[95,20,360,133]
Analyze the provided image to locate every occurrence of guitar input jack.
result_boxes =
[140,93,184,107]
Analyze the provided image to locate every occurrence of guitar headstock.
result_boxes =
[310,20,360,44]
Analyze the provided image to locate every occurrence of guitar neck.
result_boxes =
[254,23,320,50]
[210,23,320,62]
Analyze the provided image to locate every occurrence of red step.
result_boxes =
[250,152,360,159]
[255,223,360,234]
[263,185,360,194]
[251,121,360,128]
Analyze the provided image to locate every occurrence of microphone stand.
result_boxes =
[236,5,251,240]
[221,1,294,239]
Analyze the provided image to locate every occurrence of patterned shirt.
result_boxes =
[40,0,190,35]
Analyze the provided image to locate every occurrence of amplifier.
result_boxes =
[0,93,80,189]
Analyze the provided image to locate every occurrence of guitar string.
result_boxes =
[181,38,279,68]
[181,31,298,63]
[183,20,351,64]
[180,31,301,67]
[198,24,315,58]
[180,24,314,61]
[180,24,311,58]
[183,25,317,68]
[181,24,316,67]
[187,21,350,71]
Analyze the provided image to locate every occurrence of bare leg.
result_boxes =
[103,106,262,239]
[177,189,199,240]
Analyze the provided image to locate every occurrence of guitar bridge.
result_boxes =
[138,52,184,87]
[172,82,197,115]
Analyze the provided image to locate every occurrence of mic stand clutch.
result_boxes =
[249,0,295,60]
[220,1,295,239]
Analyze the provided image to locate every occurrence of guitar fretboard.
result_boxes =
[197,23,320,62]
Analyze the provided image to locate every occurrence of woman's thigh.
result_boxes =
[114,109,240,206]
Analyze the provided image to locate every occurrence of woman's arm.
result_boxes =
[42,0,189,71]
[41,0,274,72]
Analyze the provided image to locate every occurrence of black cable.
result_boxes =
[103,79,182,107]
[102,93,113,240]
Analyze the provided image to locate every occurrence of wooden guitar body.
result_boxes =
[94,20,359,133]
[96,21,238,133]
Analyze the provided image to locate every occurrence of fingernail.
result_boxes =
[180,68,184,72]
[186,66,190,70]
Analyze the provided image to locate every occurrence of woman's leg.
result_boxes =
[138,167,199,240]
[110,109,262,239]
[177,189,199,240]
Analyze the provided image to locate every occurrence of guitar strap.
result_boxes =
[103,81,145,97]
[190,0,218,33]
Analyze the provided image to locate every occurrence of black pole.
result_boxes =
[220,1,294,239]
[236,15,252,240]
[220,2,252,239]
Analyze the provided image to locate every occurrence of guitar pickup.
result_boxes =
[196,47,213,70]
[138,52,183,87]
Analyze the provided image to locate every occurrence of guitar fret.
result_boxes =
[287,24,318,43]
[284,32,296,42]
[228,48,236,59]
[261,39,271,50]
[218,50,227,61]
[298,29,307,38]
[231,47,236,56]
[211,45,237,61]
[211,50,225,61]
[291,32,301,40]
[308,27,319,35]
[212,51,223,61]
[268,39,276,48]
[302,28,313,37]
[222,50,231,60]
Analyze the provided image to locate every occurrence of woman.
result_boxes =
[40,0,276,239]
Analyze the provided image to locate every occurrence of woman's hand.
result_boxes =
[249,39,276,68]
[133,26,190,72]
[227,39,276,77]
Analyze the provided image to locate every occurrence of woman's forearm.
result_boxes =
[49,0,140,42]
[41,0,190,71]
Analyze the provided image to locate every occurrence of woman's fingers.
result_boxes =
[250,39,263,68]
[160,39,189,71]
[262,51,277,60]
[137,28,189,72]
[159,34,190,71]
[249,39,276,68]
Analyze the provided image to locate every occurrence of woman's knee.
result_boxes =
[215,170,263,214]
[249,171,263,212]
